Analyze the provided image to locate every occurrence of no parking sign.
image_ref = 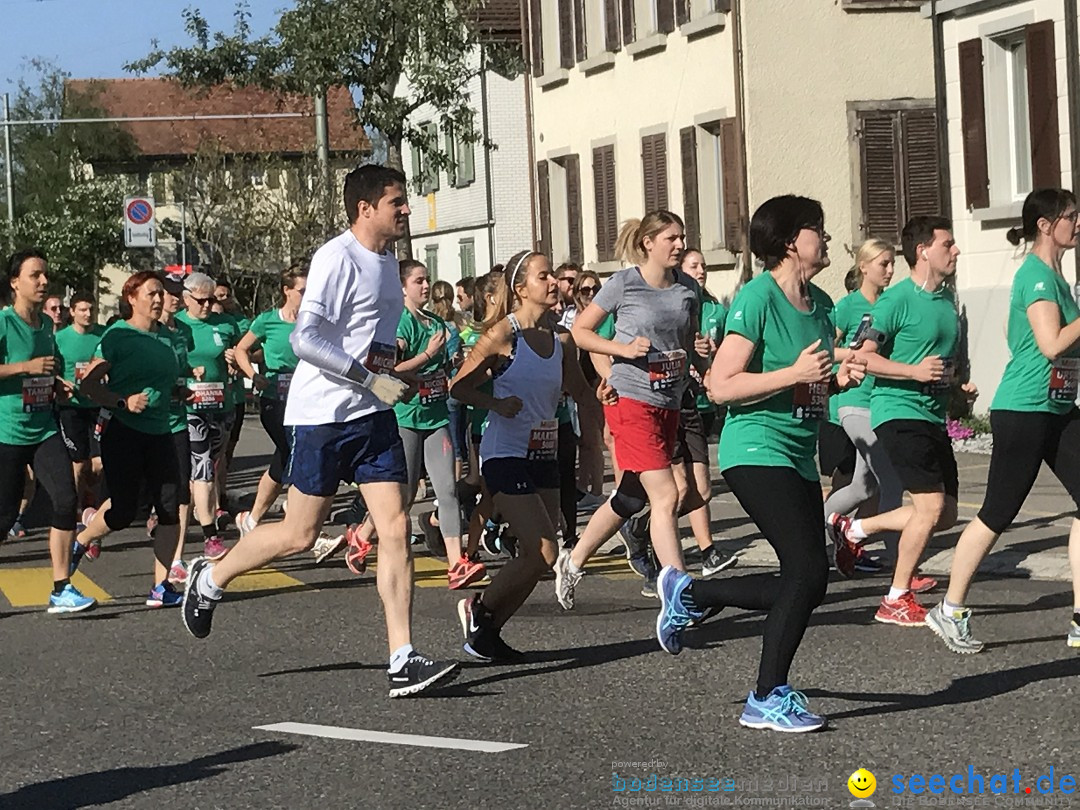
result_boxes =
[124,197,157,248]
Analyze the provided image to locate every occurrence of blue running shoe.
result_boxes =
[739,686,826,733]
[146,582,183,608]
[47,583,96,614]
[656,566,702,655]
[69,541,89,576]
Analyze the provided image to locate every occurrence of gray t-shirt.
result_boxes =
[592,266,701,409]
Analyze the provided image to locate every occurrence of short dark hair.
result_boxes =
[901,215,952,267]
[398,258,426,284]
[69,291,95,308]
[5,248,48,304]
[214,279,232,293]
[343,164,407,224]
[749,195,825,269]
[456,277,476,297]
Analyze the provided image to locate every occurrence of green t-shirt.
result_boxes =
[394,307,450,431]
[460,326,490,435]
[249,308,299,402]
[596,312,616,341]
[176,310,240,414]
[718,273,835,481]
[55,324,105,409]
[694,297,727,412]
[227,313,251,409]
[869,277,959,429]
[833,290,875,413]
[94,321,180,435]
[0,308,59,446]
[158,320,190,434]
[992,254,1080,413]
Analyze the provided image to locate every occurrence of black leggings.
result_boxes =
[101,418,181,530]
[689,465,829,698]
[259,397,291,483]
[978,409,1080,533]
[558,420,577,543]
[0,433,78,532]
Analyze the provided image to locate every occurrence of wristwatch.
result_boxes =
[115,397,127,411]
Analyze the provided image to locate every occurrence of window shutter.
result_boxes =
[529,0,544,77]
[558,0,575,69]
[565,154,584,263]
[594,145,618,261]
[958,38,989,209]
[859,111,902,244]
[642,135,656,211]
[1026,20,1061,189]
[537,160,552,258]
[642,134,668,212]
[574,0,587,62]
[445,129,457,187]
[900,108,942,223]
[719,118,745,253]
[459,140,475,186]
[654,135,668,210]
[604,0,621,51]
[411,144,422,193]
[657,0,676,34]
[675,0,691,26]
[680,126,700,250]
[621,0,636,45]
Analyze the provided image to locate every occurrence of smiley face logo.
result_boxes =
[848,769,876,798]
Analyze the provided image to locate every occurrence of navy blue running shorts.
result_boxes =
[285,410,407,496]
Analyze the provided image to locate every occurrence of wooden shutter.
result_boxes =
[859,111,902,244]
[719,118,744,253]
[565,155,584,263]
[537,160,552,258]
[657,0,676,34]
[593,145,618,261]
[900,107,942,222]
[958,38,989,209]
[529,0,544,77]
[558,0,574,69]
[680,126,700,249]
[574,0,587,62]
[621,0,635,45]
[641,133,668,212]
[604,0,621,52]
[1026,20,1061,189]
[675,0,691,26]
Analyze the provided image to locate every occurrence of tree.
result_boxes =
[126,1,523,257]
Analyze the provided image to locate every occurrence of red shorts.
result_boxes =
[604,397,680,473]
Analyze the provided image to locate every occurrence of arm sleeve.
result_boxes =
[290,310,373,387]
[725,286,766,344]
[591,270,624,315]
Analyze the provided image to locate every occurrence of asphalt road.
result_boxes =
[1,420,1078,810]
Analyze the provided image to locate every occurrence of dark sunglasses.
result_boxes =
[578,285,599,295]
[187,294,214,306]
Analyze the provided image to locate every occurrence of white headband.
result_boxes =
[508,251,535,290]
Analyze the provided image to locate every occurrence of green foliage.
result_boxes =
[959,413,992,436]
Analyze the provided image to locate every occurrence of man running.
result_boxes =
[181,164,459,697]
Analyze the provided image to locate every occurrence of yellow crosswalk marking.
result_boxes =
[229,568,306,593]
[0,568,111,607]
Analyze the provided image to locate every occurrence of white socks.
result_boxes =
[849,520,868,540]
[943,598,964,615]
[197,566,223,600]
[389,644,414,673]
[887,587,909,601]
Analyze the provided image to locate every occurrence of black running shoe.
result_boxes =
[619,513,650,563]
[701,545,738,578]
[182,557,220,639]
[387,653,459,698]
[479,521,501,556]
[497,524,518,558]
[465,627,524,662]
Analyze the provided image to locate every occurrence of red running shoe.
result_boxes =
[447,555,486,590]
[826,512,858,579]
[874,591,928,626]
[345,525,374,575]
[84,539,101,562]
[910,571,938,594]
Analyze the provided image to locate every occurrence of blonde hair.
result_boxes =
[845,238,894,291]
[614,211,685,265]
[429,279,462,327]
[478,270,510,332]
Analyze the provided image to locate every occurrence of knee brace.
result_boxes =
[609,473,648,519]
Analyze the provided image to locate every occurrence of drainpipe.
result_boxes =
[520,0,539,252]
[1066,0,1080,290]
[731,0,751,283]
[479,47,497,270]
[931,0,952,219]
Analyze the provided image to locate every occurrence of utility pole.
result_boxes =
[313,88,333,234]
[3,93,13,237]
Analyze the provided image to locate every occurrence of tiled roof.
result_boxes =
[64,78,370,158]
[469,0,523,41]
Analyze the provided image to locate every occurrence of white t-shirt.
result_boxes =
[284,230,403,426]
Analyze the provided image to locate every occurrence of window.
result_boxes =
[853,103,941,245]
[424,245,439,278]
[641,133,668,212]
[693,119,744,253]
[459,239,476,278]
[537,156,583,264]
[602,0,621,52]
[410,122,440,195]
[592,145,618,261]
[988,33,1031,203]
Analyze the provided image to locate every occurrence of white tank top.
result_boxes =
[480,314,564,463]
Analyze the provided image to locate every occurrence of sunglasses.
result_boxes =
[187,295,214,306]
[558,276,576,283]
[578,285,599,295]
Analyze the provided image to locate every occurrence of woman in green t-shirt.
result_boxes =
[233,262,307,535]
[656,196,865,733]
[928,188,1080,654]
[0,248,93,613]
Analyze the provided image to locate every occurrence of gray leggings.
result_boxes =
[823,406,903,557]
[400,425,462,538]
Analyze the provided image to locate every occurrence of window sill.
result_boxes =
[680,11,726,39]
[972,201,1023,222]
[702,248,738,267]
[844,0,922,10]
[625,33,667,59]
[593,260,624,276]
[580,52,616,76]
[536,69,570,90]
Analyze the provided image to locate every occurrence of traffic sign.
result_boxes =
[124,196,156,247]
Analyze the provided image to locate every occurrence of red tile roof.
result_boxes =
[64,78,370,158]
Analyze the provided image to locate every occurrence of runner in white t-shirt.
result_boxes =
[179,165,459,698]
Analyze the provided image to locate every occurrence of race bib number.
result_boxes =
[276,372,293,399]
[527,419,558,461]
[647,349,687,392]
[923,358,956,394]
[1049,358,1080,401]
[74,362,91,382]
[791,382,829,420]
[364,341,397,375]
[22,376,54,413]
[189,381,225,411]
[418,369,448,405]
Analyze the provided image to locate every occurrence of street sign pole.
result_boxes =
[3,94,13,236]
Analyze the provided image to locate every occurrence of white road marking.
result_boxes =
[254,722,528,753]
